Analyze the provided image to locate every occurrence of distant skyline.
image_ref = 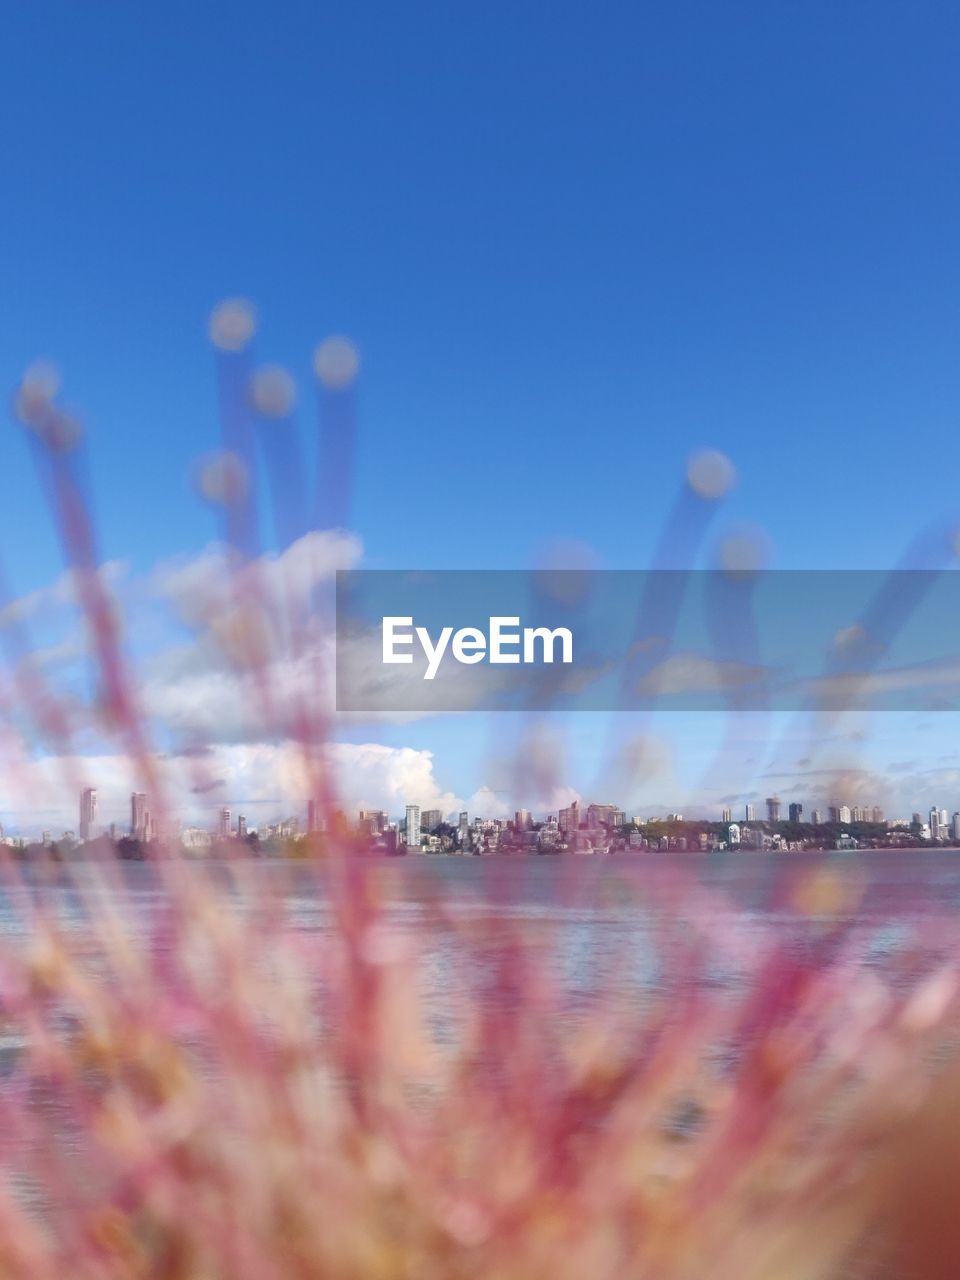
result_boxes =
[3,5,960,831]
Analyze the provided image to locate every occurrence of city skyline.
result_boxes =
[29,783,960,848]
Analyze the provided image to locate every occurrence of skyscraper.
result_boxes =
[721,807,732,823]
[515,808,531,830]
[307,798,318,833]
[745,803,756,823]
[559,801,580,833]
[79,787,97,841]
[788,802,802,823]
[420,809,442,834]
[405,804,421,849]
[131,792,147,841]
[218,807,231,839]
[766,796,781,823]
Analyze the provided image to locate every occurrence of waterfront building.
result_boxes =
[587,803,622,829]
[181,827,212,851]
[79,788,97,841]
[421,809,442,834]
[131,792,147,841]
[539,817,560,849]
[559,801,580,834]
[405,804,421,849]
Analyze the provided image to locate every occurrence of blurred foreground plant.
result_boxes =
[0,851,956,1280]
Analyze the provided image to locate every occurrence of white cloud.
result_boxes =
[152,529,361,627]
[0,561,128,630]
[0,740,463,836]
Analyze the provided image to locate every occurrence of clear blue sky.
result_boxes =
[2,2,960,825]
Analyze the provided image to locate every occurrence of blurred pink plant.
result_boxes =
[0,852,957,1279]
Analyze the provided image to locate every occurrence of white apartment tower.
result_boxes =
[131,792,147,841]
[405,804,421,849]
[79,788,97,842]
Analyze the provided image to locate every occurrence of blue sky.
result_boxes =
[2,2,960,830]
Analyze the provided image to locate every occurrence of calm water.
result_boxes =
[2,849,957,997]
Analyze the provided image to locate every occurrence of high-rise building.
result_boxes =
[421,809,442,834]
[952,813,960,841]
[721,807,732,823]
[359,809,387,833]
[237,815,247,838]
[930,806,941,840]
[405,804,421,849]
[307,798,318,833]
[515,809,531,830]
[812,810,824,825]
[766,796,781,823]
[79,788,97,841]
[745,804,756,823]
[838,805,851,825]
[218,807,231,839]
[586,803,622,828]
[559,801,580,834]
[788,802,802,823]
[131,792,147,840]
[872,806,884,824]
